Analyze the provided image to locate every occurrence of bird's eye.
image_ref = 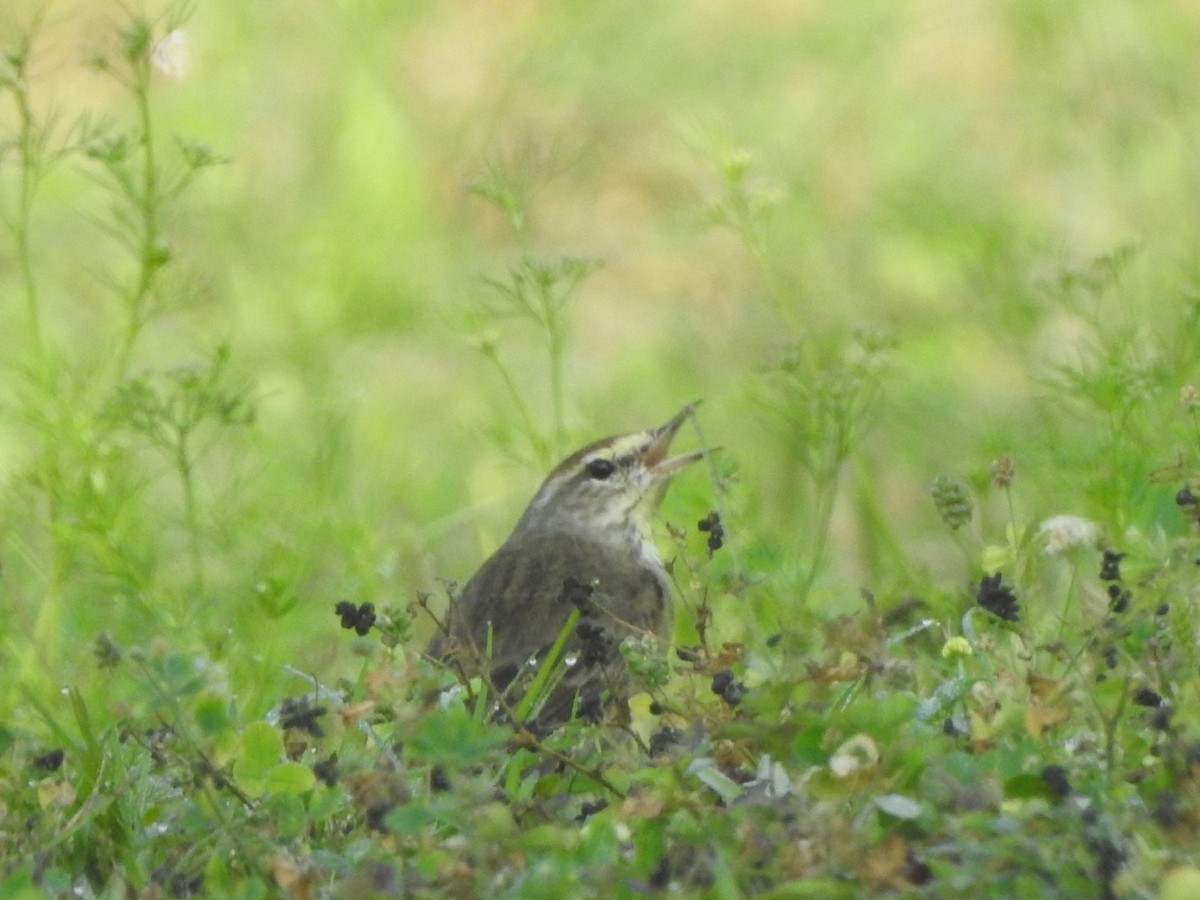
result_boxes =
[584,458,616,480]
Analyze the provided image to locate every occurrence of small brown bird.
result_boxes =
[428,404,704,728]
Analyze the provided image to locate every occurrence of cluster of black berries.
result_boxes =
[559,575,597,615]
[575,620,616,669]
[32,748,64,772]
[576,684,604,724]
[942,715,968,737]
[976,573,1019,622]
[711,668,746,706]
[429,765,451,793]
[1083,807,1127,894]
[675,646,702,664]
[698,511,725,555]
[1107,587,1131,614]
[335,600,376,636]
[575,800,609,822]
[649,725,683,757]
[1132,687,1164,708]
[1099,549,1124,581]
[1177,484,1200,527]
[313,756,339,787]
[279,696,327,737]
[1041,764,1072,799]
[1100,549,1132,613]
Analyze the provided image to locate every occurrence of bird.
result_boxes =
[427,404,704,730]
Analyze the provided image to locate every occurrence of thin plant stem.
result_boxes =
[174,428,204,596]
[544,300,565,456]
[797,468,841,607]
[114,46,162,377]
[1056,561,1079,644]
[480,342,549,465]
[9,72,46,363]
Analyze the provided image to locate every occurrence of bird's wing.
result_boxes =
[432,529,670,684]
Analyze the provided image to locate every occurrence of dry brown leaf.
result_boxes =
[709,642,746,670]
[1025,702,1070,738]
[805,657,865,684]
[862,832,909,886]
[338,700,377,725]
[270,854,313,900]
[621,791,666,820]
[1026,671,1060,701]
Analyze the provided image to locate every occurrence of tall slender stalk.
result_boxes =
[8,69,46,362]
[113,26,165,378]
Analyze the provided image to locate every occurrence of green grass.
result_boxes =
[2,1,1200,896]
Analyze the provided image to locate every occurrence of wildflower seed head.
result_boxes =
[941,636,973,659]
[989,454,1016,488]
[932,475,973,530]
[1038,515,1100,556]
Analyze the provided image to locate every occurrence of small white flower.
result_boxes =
[1038,515,1099,556]
[754,754,792,799]
[152,29,190,79]
[829,734,879,778]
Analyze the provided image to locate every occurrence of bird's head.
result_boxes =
[515,404,704,542]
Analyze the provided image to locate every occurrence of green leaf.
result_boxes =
[0,870,41,900]
[408,705,508,768]
[239,721,283,771]
[384,802,438,836]
[685,757,743,804]
[233,721,284,796]
[514,607,580,721]
[262,793,307,838]
[914,675,973,722]
[1003,772,1054,801]
[264,761,316,795]
[831,692,917,739]
[306,783,348,823]
[193,694,232,735]
[874,793,922,820]
[1161,867,1200,900]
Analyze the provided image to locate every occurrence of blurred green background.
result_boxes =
[2,0,1198,695]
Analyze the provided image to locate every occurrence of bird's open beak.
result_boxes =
[643,402,704,475]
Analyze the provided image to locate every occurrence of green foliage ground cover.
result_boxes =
[2,2,1200,896]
